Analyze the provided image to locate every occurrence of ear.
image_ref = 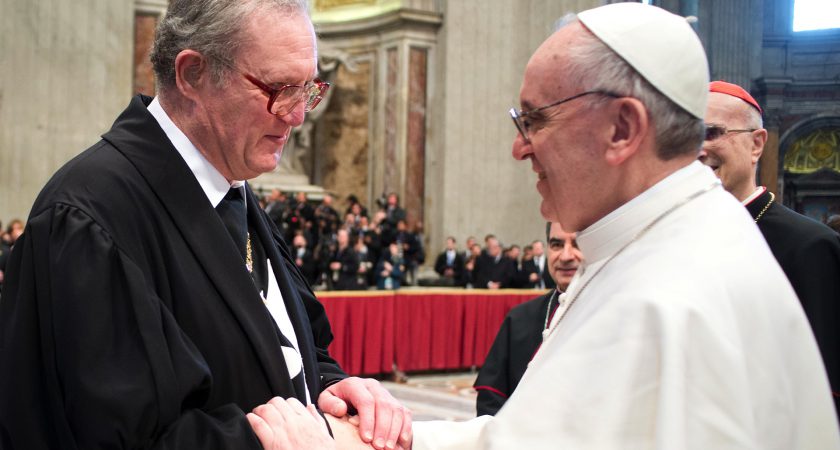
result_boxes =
[750,128,768,164]
[173,49,209,100]
[604,97,648,166]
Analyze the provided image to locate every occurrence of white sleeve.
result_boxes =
[412,416,492,450]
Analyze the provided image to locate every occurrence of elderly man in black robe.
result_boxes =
[0,1,410,449]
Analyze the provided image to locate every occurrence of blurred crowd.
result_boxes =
[259,190,557,291]
[260,190,425,291]
[5,198,840,294]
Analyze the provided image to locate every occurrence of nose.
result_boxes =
[697,146,708,161]
[559,243,574,262]
[560,243,572,261]
[512,133,532,161]
[278,101,306,127]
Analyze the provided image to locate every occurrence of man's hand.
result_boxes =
[247,397,336,450]
[318,377,412,450]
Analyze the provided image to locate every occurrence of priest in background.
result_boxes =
[700,80,840,417]
[474,221,581,416]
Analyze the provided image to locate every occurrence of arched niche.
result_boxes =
[778,115,840,222]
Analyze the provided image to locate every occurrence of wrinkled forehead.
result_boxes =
[548,222,575,240]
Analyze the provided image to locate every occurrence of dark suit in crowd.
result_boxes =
[519,255,556,290]
[473,252,516,288]
[434,249,464,285]
[330,246,360,290]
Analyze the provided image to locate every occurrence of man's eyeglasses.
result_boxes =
[243,74,330,116]
[509,90,621,143]
[704,124,756,141]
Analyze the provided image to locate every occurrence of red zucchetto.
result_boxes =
[709,80,763,114]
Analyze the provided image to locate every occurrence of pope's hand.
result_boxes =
[318,377,412,450]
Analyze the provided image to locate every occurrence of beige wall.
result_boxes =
[0,0,135,223]
[426,0,603,252]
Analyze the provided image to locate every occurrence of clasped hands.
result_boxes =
[247,377,412,450]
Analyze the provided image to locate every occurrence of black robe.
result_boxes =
[474,290,556,416]
[747,189,840,415]
[0,95,346,449]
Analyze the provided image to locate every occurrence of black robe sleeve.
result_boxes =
[473,293,553,417]
[474,314,513,416]
[0,204,262,449]
[782,228,840,407]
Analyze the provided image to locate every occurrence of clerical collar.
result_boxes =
[577,161,718,265]
[147,97,244,208]
[741,186,766,206]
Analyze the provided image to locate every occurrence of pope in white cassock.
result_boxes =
[255,3,840,449]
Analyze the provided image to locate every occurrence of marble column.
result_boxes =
[311,5,442,216]
[404,47,428,226]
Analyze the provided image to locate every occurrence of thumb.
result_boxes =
[318,389,348,416]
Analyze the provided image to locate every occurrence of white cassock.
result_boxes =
[413,161,839,449]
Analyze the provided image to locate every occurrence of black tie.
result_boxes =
[216,187,247,261]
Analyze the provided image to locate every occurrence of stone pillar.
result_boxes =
[697,0,763,88]
[762,115,781,198]
[311,5,442,221]
[134,0,168,96]
[404,47,428,226]
[0,0,135,222]
[755,77,792,198]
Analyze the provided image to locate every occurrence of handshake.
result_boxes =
[247,377,413,450]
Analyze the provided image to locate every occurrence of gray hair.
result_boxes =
[741,102,764,130]
[555,14,705,160]
[150,0,309,90]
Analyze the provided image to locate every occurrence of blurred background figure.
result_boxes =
[519,239,555,290]
[472,236,515,289]
[474,222,582,416]
[376,242,405,290]
[434,236,464,286]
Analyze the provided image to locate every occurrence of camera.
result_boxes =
[375,193,388,209]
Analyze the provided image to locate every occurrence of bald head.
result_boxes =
[699,91,767,201]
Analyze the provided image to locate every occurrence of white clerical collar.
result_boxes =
[741,186,766,206]
[147,97,244,208]
[576,161,719,265]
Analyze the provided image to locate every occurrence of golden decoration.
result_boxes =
[811,142,833,161]
[783,127,840,174]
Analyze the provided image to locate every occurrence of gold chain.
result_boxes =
[753,192,775,223]
[246,232,253,272]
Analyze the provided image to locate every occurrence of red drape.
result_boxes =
[317,289,544,376]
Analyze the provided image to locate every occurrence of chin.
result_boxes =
[539,199,561,222]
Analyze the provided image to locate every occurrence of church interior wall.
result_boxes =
[428,0,603,253]
[2,0,838,254]
[0,0,135,223]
